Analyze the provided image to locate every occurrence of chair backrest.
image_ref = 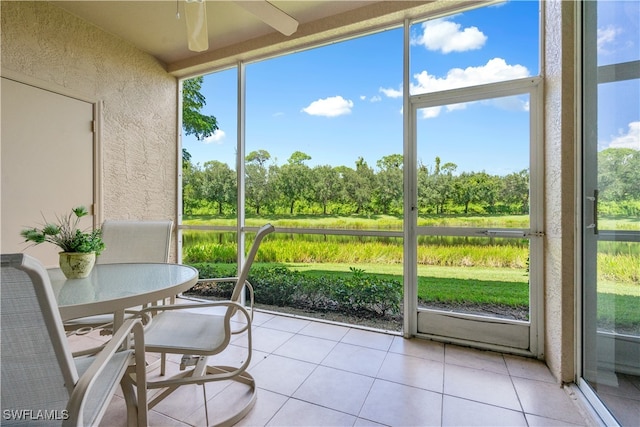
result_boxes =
[97,220,172,264]
[230,224,275,303]
[1,253,79,422]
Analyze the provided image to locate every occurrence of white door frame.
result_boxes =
[404,77,544,356]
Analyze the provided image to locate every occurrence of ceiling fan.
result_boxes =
[183,0,299,52]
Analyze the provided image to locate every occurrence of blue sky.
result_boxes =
[183,0,639,175]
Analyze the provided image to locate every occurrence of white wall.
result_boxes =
[543,0,578,383]
[1,1,179,260]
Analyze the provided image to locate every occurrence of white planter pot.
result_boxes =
[59,252,96,279]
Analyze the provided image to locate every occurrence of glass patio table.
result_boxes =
[49,262,199,331]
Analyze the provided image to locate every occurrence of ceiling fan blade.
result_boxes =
[184,0,208,52]
[235,1,298,36]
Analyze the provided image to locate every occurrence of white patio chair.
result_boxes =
[96,220,173,265]
[0,253,148,427]
[64,220,173,339]
[135,224,275,427]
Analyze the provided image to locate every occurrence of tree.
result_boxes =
[201,160,236,214]
[374,154,403,214]
[182,148,192,166]
[245,150,271,167]
[312,165,342,214]
[377,154,403,170]
[182,76,219,141]
[245,150,272,215]
[182,157,203,215]
[453,172,479,214]
[431,157,457,214]
[275,152,312,214]
[417,161,436,213]
[501,169,530,213]
[288,151,312,165]
[339,157,375,214]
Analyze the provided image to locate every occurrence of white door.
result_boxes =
[1,77,95,267]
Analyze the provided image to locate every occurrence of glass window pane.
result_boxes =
[182,70,238,218]
[416,94,531,227]
[417,236,530,319]
[246,28,404,219]
[409,1,539,94]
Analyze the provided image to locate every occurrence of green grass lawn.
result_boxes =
[283,262,638,331]
[280,262,529,306]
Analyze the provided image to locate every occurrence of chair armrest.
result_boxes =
[197,276,239,283]
[134,299,249,314]
[64,318,147,427]
[135,299,253,335]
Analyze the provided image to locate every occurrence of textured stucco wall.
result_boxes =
[543,0,577,383]
[1,1,178,259]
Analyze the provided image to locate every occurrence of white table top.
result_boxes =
[49,263,199,321]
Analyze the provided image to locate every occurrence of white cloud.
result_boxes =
[421,106,442,119]
[203,129,225,144]
[411,58,530,95]
[597,25,621,53]
[302,96,353,117]
[273,112,285,117]
[379,87,402,98]
[606,121,640,150]
[359,95,382,102]
[483,96,530,112]
[411,18,487,53]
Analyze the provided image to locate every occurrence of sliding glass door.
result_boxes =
[581,2,640,425]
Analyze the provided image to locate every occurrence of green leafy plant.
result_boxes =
[187,264,402,318]
[20,206,105,254]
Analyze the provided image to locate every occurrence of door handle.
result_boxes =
[586,189,599,234]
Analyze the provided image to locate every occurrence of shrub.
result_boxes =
[330,267,402,315]
[187,263,402,318]
[250,266,300,306]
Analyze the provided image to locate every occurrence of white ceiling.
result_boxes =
[51,1,482,77]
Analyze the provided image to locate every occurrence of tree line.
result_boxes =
[183,147,640,217]
[183,149,533,216]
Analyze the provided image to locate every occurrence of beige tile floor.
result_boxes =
[69,302,598,427]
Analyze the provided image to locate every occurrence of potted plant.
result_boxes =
[20,206,105,279]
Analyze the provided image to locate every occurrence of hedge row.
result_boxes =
[186,264,402,317]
